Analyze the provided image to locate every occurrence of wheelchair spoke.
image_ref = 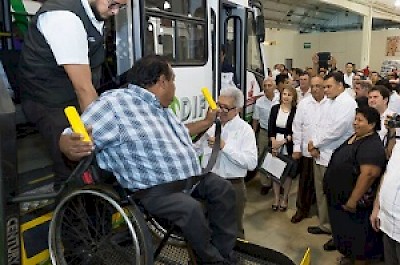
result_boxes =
[61,202,95,245]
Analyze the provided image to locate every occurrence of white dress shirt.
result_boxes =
[378,108,394,142]
[252,91,279,130]
[37,0,104,65]
[295,86,311,103]
[197,115,257,179]
[344,72,354,89]
[389,92,400,114]
[313,91,357,166]
[379,139,400,243]
[293,96,329,157]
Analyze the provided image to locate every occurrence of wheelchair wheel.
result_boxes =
[49,189,153,265]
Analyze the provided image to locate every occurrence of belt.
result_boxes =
[227,177,244,184]
[131,175,205,199]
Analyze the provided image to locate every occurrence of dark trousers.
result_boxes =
[295,156,315,215]
[139,173,237,264]
[22,100,73,185]
[383,233,400,265]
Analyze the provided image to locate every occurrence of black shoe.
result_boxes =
[323,238,336,251]
[307,226,331,235]
[291,211,307,223]
[260,186,271,195]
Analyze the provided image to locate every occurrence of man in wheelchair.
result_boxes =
[60,55,238,264]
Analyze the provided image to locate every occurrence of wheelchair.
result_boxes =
[47,153,194,265]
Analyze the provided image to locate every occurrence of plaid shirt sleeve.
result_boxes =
[81,97,119,150]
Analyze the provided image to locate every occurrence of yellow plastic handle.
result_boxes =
[64,106,91,142]
[201,87,217,110]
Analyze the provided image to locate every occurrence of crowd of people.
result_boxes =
[16,0,400,260]
[252,56,400,265]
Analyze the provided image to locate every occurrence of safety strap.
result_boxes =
[202,118,221,174]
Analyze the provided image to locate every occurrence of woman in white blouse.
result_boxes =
[268,85,297,211]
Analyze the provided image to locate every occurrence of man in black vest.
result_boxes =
[18,0,127,188]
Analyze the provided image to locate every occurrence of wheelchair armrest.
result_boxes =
[66,152,96,184]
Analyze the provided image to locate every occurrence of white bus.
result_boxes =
[0,0,266,264]
[108,0,266,122]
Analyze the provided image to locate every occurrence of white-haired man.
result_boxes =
[197,86,257,239]
[252,77,279,195]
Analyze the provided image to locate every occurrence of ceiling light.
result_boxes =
[396,0,400,7]
[163,1,171,10]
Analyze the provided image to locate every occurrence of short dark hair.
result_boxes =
[275,73,289,85]
[371,71,379,75]
[356,106,381,131]
[324,71,345,86]
[375,79,392,91]
[127,55,172,88]
[292,68,304,76]
[369,85,391,100]
[299,71,309,77]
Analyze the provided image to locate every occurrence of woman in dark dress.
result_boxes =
[324,107,386,265]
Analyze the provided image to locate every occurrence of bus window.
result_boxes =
[247,11,264,77]
[160,34,174,60]
[145,0,206,19]
[145,21,155,55]
[145,0,207,65]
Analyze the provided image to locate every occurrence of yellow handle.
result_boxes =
[64,106,91,142]
[201,87,217,110]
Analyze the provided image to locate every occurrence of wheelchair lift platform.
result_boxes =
[155,240,296,265]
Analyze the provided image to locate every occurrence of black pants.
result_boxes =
[295,156,315,215]
[22,99,74,186]
[139,173,237,264]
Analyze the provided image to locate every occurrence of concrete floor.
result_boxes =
[243,175,381,265]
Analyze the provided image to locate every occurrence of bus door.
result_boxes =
[219,0,265,121]
[220,1,249,119]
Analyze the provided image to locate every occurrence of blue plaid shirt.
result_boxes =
[81,84,202,191]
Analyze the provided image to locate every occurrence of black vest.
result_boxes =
[18,0,105,108]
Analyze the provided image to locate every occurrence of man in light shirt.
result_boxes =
[308,72,357,250]
[368,85,396,158]
[371,137,400,265]
[370,71,381,85]
[198,87,257,239]
[295,72,311,103]
[18,0,127,188]
[291,75,328,223]
[343,62,355,89]
[252,77,279,195]
[388,85,400,114]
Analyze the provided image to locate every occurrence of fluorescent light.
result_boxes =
[163,1,171,10]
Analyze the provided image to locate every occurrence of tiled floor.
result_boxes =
[243,175,383,265]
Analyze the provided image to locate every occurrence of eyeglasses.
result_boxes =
[217,103,236,113]
[108,0,127,10]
